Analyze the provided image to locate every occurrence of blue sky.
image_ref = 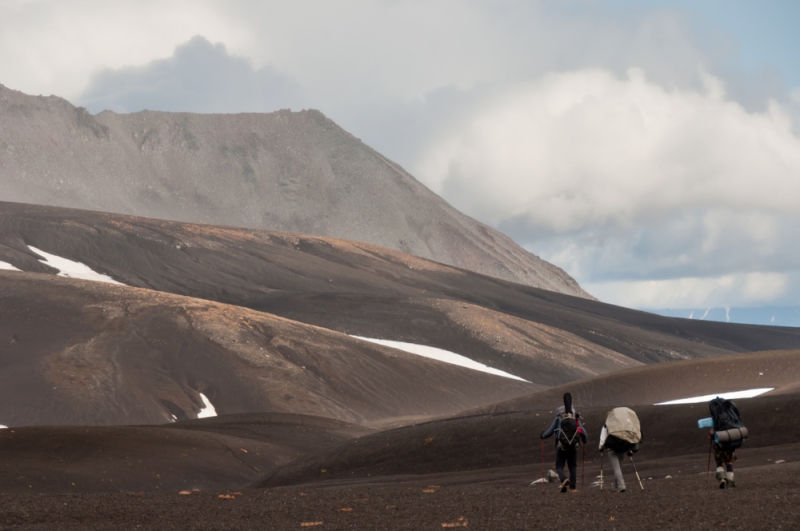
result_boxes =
[1,0,799,311]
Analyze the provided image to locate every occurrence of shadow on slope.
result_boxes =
[465,349,800,414]
[256,392,800,490]
[256,352,800,488]
[0,413,371,494]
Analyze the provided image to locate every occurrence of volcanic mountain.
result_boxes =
[0,83,587,297]
[3,201,800,429]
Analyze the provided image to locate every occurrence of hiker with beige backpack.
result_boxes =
[598,407,643,492]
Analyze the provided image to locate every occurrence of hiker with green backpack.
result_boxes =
[540,393,587,493]
[598,407,642,493]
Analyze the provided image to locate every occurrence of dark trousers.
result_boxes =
[555,445,577,489]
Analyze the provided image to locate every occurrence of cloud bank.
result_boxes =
[416,68,800,307]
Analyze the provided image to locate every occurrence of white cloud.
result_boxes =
[585,272,789,309]
[80,36,304,114]
[414,68,800,308]
[417,68,800,232]
[0,0,240,98]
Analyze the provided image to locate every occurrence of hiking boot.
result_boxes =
[560,479,569,493]
[719,478,726,489]
[726,480,735,488]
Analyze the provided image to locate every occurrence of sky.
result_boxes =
[2,0,799,311]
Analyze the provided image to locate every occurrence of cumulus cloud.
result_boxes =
[80,36,304,114]
[418,68,800,230]
[416,68,800,308]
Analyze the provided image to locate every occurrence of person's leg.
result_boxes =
[609,451,626,491]
[725,454,735,487]
[555,448,569,491]
[567,446,578,490]
[714,447,726,488]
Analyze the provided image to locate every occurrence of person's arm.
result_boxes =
[540,417,559,439]
[598,425,608,450]
[577,418,588,443]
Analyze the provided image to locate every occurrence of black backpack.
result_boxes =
[558,413,580,448]
[604,434,639,454]
[709,398,745,449]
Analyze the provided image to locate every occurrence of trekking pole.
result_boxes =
[541,438,545,492]
[706,439,713,480]
[629,455,644,491]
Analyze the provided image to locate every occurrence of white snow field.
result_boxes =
[0,260,21,271]
[28,245,124,285]
[655,388,774,405]
[197,393,217,418]
[351,336,530,382]
[0,425,8,429]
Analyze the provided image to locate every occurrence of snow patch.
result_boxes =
[197,393,217,418]
[0,425,7,429]
[352,336,530,382]
[28,245,124,285]
[655,388,774,405]
[0,261,21,271]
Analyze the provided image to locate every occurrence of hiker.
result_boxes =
[540,392,587,492]
[598,407,642,493]
[708,397,748,489]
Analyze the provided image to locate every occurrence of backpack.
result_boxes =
[604,407,642,453]
[709,398,746,450]
[557,413,580,449]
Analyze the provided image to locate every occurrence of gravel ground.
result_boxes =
[2,462,797,530]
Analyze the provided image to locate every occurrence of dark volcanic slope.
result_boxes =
[3,201,800,387]
[0,413,372,494]
[0,272,533,426]
[468,349,800,414]
[257,351,800,488]
[257,392,800,489]
[0,84,587,297]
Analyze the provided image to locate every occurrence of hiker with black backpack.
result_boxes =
[540,393,587,493]
[598,407,642,492]
[708,397,748,489]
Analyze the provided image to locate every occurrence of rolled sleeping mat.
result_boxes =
[715,427,749,443]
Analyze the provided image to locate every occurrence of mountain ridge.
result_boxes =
[0,83,590,298]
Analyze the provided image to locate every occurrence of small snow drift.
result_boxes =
[352,336,530,382]
[655,388,774,405]
[0,261,20,271]
[28,245,123,285]
[197,393,217,419]
[0,425,7,429]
